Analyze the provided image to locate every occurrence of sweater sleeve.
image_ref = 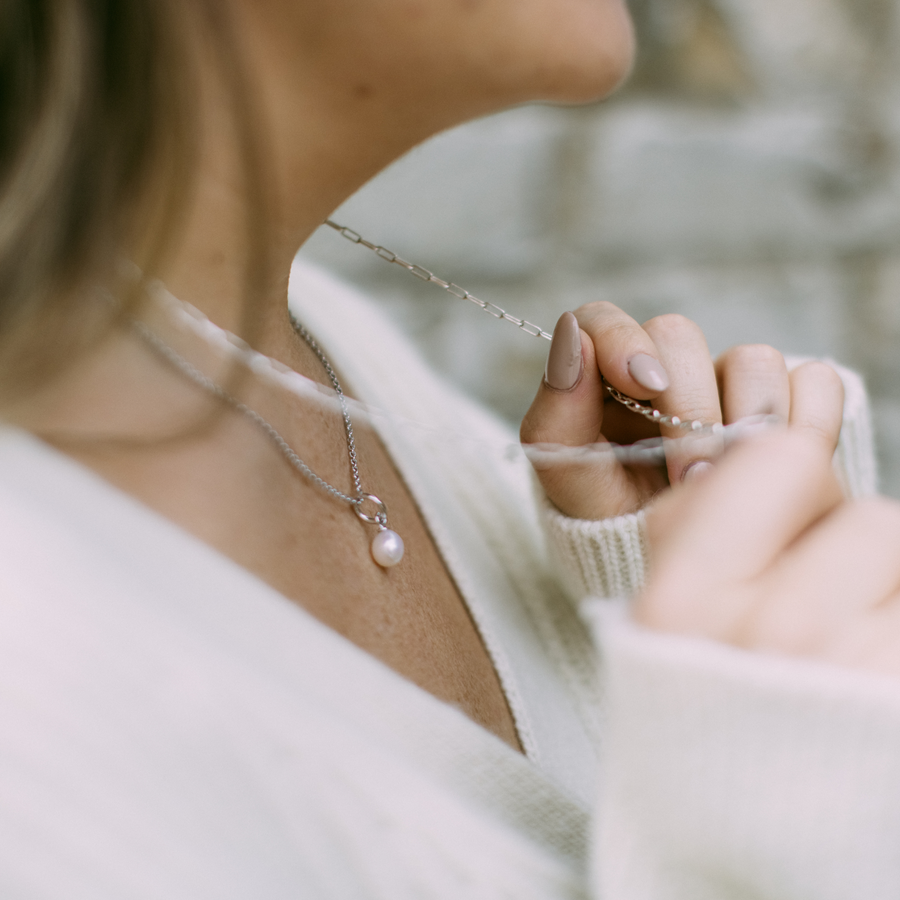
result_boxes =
[542,358,877,602]
[585,600,900,900]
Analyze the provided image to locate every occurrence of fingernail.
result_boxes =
[544,312,583,391]
[628,354,670,393]
[682,460,714,483]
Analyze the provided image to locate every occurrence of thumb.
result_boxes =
[520,312,603,451]
[521,312,639,518]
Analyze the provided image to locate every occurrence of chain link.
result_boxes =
[323,220,717,434]
[132,317,372,511]
[289,315,365,501]
[324,220,554,341]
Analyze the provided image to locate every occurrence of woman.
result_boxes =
[1,1,899,897]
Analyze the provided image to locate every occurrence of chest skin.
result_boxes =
[52,399,525,755]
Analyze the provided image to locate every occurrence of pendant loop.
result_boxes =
[353,493,389,528]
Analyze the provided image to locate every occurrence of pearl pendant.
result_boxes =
[371,529,404,568]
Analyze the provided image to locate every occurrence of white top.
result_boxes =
[0,260,896,900]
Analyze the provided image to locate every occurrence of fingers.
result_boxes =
[574,302,670,399]
[742,496,900,655]
[715,350,843,454]
[521,312,643,518]
[639,431,900,682]
[638,429,844,639]
[524,304,731,513]
[521,313,603,449]
[788,361,844,454]
[715,344,790,424]
[522,303,676,519]
[642,314,723,485]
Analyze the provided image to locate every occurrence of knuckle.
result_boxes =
[520,412,560,447]
[721,343,785,373]
[574,301,630,330]
[794,359,844,392]
[574,300,620,318]
[519,413,537,444]
[667,393,718,424]
[602,320,642,343]
[643,313,702,342]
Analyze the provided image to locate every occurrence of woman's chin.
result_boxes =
[499,7,635,108]
[544,17,636,104]
[545,50,635,105]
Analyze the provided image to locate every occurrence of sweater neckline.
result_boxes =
[287,260,602,805]
[0,419,590,866]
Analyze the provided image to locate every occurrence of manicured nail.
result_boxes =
[682,460,714,483]
[628,354,669,393]
[544,312,583,391]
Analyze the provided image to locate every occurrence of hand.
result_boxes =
[637,429,900,679]
[520,303,845,520]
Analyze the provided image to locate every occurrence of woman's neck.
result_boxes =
[151,23,445,371]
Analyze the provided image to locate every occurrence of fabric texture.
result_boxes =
[0,259,896,900]
[588,602,900,900]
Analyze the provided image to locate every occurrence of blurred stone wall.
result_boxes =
[297,0,900,496]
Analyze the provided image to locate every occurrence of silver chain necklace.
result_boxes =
[131,220,717,572]
[131,313,406,569]
[324,220,720,435]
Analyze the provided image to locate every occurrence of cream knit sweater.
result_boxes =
[0,260,895,899]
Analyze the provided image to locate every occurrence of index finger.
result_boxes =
[574,302,671,400]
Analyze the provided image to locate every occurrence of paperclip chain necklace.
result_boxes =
[325,220,721,435]
[134,220,713,571]
[132,311,406,569]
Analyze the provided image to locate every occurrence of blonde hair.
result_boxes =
[0,1,265,404]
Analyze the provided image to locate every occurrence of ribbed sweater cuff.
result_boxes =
[542,501,648,601]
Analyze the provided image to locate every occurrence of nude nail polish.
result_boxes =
[628,354,670,393]
[682,460,714,483]
[544,312,583,391]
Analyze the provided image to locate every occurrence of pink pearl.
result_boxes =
[371,529,404,567]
